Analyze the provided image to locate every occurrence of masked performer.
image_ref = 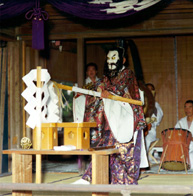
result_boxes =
[73,47,148,185]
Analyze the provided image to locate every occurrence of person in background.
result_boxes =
[85,62,100,85]
[175,100,193,169]
[145,83,163,160]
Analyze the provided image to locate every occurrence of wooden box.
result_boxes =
[33,127,58,150]
[33,122,96,150]
[64,127,90,150]
[63,122,97,150]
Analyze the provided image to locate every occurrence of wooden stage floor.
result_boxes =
[0,171,193,196]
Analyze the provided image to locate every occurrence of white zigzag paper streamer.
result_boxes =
[21,69,62,129]
[99,0,161,14]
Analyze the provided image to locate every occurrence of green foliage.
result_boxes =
[61,81,74,122]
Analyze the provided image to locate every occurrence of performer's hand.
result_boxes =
[101,90,110,98]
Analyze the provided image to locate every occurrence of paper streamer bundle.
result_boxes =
[22,69,62,129]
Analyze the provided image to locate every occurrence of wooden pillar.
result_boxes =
[9,42,22,149]
[77,38,85,87]
[0,47,7,173]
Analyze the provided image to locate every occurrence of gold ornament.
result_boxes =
[21,137,32,149]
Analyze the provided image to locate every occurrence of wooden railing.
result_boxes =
[0,183,192,196]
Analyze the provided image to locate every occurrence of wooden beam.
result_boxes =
[16,25,193,42]
[0,33,15,41]
[3,148,119,156]
[0,183,192,194]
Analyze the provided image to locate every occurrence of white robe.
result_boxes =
[175,116,193,169]
[73,95,149,168]
[145,102,163,151]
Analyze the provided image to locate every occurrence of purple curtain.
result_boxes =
[0,0,163,21]
[0,0,35,20]
[0,0,164,50]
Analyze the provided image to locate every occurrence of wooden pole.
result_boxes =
[22,41,26,137]
[36,66,42,183]
[53,82,143,106]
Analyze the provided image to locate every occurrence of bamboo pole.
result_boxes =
[107,94,143,106]
[36,66,42,183]
[53,82,143,106]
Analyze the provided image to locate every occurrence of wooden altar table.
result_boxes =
[3,148,119,196]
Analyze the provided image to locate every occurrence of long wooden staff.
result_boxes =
[53,82,143,106]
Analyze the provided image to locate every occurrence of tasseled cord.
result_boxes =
[25,0,49,50]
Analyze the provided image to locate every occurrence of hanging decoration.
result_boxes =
[47,0,163,20]
[0,0,167,21]
[21,69,62,129]
[25,0,49,50]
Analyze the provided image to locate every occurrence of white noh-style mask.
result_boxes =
[107,50,119,70]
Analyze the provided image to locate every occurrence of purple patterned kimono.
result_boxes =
[82,68,145,184]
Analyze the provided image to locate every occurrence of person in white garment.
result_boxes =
[175,100,193,169]
[85,62,100,85]
[145,83,163,160]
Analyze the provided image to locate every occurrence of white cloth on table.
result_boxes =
[53,145,76,151]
